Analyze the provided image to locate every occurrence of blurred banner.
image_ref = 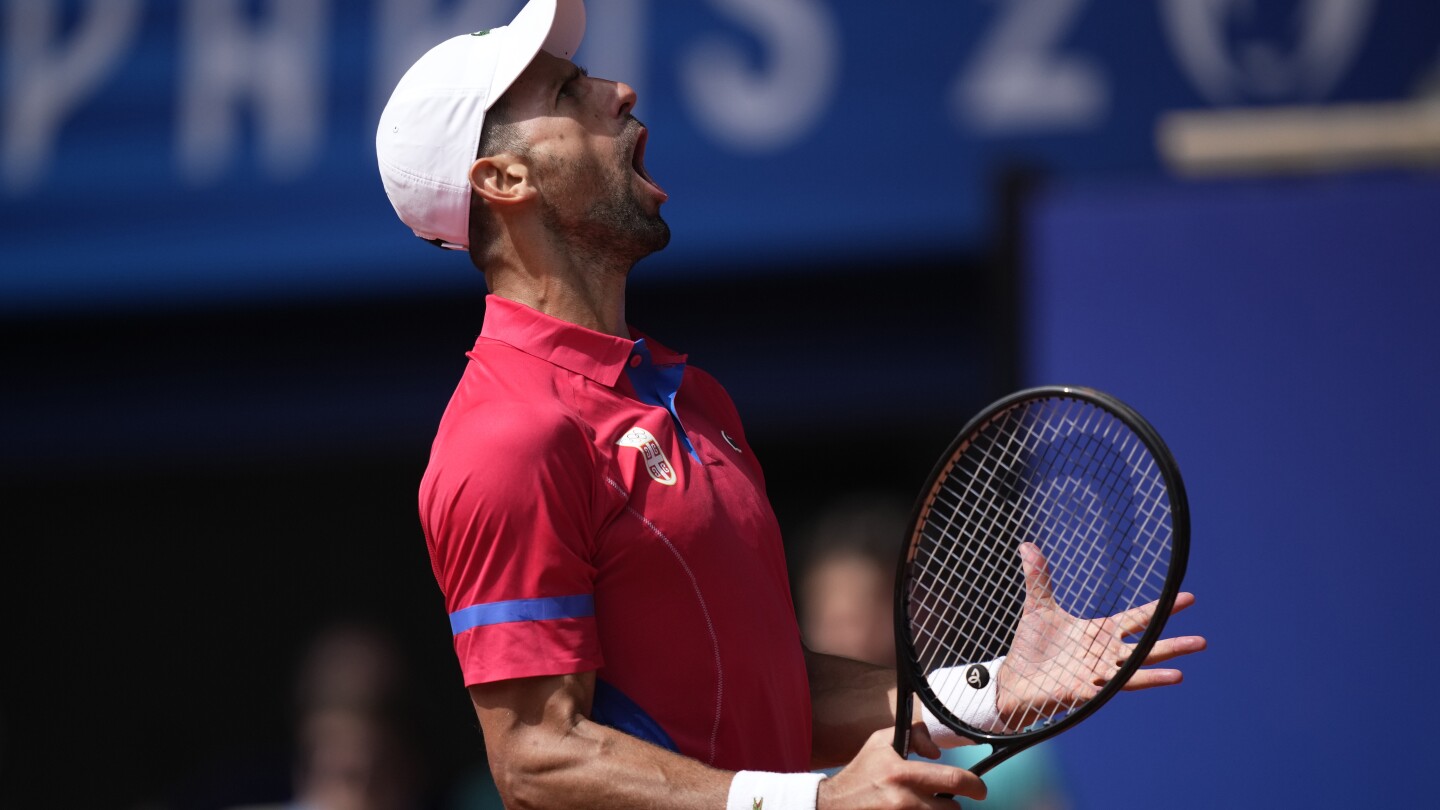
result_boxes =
[3,0,1437,314]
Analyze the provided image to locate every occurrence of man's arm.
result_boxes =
[807,557,1208,756]
[804,647,927,769]
[471,672,726,810]
[805,647,970,770]
[471,670,984,810]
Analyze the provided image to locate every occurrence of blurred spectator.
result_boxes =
[214,619,435,810]
[794,492,1070,810]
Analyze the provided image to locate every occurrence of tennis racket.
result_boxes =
[892,385,1189,778]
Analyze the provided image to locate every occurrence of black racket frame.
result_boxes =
[891,385,1190,775]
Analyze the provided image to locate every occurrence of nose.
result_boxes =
[612,80,637,120]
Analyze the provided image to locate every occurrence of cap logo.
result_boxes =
[618,427,677,486]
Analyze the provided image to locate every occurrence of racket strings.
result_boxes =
[905,396,1174,736]
[1016,401,1170,614]
[914,413,1033,663]
[912,417,1029,663]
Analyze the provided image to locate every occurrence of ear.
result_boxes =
[469,154,536,206]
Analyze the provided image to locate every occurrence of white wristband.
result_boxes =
[920,657,1006,745]
[726,771,826,810]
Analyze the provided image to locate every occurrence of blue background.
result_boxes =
[4,0,1437,313]
[1026,171,1440,808]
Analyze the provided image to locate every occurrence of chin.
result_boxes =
[638,218,671,256]
[616,205,670,255]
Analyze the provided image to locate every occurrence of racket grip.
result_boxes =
[897,690,957,801]
[893,689,913,756]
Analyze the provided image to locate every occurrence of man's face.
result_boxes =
[499,50,670,260]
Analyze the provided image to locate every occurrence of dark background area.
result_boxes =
[2,246,1016,809]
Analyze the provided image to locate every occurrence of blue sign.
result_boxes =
[3,0,1436,314]
[1026,169,1440,810]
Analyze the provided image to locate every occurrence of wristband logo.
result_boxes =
[618,426,678,486]
[965,664,990,690]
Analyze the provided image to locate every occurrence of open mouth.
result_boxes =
[631,127,668,201]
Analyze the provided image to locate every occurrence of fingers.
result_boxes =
[1114,591,1196,636]
[1142,634,1207,665]
[1018,541,1057,610]
[1116,633,1205,690]
[907,720,942,760]
[1108,593,1202,698]
[820,729,987,808]
[1170,591,1196,614]
[1120,667,1183,691]
[892,759,987,802]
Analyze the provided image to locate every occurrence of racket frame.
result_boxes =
[891,385,1190,775]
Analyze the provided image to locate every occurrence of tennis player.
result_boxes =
[376,2,1205,808]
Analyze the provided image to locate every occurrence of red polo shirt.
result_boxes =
[418,295,812,773]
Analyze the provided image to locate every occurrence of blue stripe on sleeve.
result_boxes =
[448,594,595,635]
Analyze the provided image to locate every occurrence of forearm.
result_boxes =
[473,674,732,810]
[473,670,986,810]
[804,648,902,768]
[489,713,729,809]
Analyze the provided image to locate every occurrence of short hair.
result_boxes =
[466,96,528,270]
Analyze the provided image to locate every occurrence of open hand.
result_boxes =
[995,542,1206,730]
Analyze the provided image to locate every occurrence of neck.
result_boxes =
[481,208,658,338]
[484,226,633,337]
[489,269,629,338]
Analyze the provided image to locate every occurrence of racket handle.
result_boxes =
[893,689,913,756]
[897,691,960,801]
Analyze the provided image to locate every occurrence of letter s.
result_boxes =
[680,0,839,152]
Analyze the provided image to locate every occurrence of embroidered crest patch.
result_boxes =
[618,426,677,486]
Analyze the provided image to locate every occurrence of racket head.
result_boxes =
[892,386,1189,773]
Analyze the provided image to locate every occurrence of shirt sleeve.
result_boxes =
[419,398,604,685]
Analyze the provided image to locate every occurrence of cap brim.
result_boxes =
[486,0,587,111]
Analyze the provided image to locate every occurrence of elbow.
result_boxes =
[488,721,597,810]
[494,772,545,810]
[470,673,601,807]
[488,746,556,810]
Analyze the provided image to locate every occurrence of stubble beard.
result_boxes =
[537,134,670,272]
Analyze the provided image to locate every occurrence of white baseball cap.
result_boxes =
[376,0,586,251]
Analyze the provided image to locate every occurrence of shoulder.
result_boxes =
[679,362,734,399]
[441,339,590,438]
[680,363,745,421]
[425,342,603,491]
[432,389,594,474]
[420,386,602,548]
